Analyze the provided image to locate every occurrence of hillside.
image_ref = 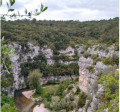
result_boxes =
[1,18,119,112]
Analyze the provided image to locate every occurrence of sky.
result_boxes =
[0,0,119,21]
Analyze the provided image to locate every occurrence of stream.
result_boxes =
[14,84,58,112]
[14,88,35,112]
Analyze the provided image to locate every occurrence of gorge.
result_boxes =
[1,18,119,112]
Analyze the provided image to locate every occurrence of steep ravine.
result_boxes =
[2,42,119,112]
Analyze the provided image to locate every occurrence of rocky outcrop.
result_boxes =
[2,44,79,97]
[2,42,40,97]
[87,44,118,58]
[2,42,118,99]
[40,75,77,85]
[41,46,55,65]
[59,46,75,57]
[77,44,118,112]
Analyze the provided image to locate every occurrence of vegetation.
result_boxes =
[28,69,43,89]
[78,92,87,108]
[1,6,119,111]
[103,54,119,65]
[1,96,18,112]
[33,79,87,112]
[20,60,79,77]
[2,18,118,48]
[1,37,16,89]
[97,71,119,112]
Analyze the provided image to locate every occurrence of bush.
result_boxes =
[60,110,66,112]
[44,89,56,101]
[28,69,43,89]
[50,96,61,110]
[36,85,43,94]
[67,85,73,91]
[102,67,116,76]
[83,52,91,58]
[56,84,65,96]
[78,92,87,108]
[1,103,18,112]
[75,87,81,95]
[69,94,74,101]
[93,58,101,65]
[47,80,58,84]
[98,71,119,112]
[1,96,18,112]
[103,54,119,66]
[87,66,95,73]
[67,103,76,111]
[72,77,78,83]
[60,98,68,109]
[63,79,70,87]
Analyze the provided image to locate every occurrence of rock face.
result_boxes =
[2,42,40,97]
[40,75,77,85]
[41,46,55,65]
[59,46,75,57]
[2,42,118,100]
[87,44,118,58]
[77,45,118,112]
[2,44,79,97]
[79,71,88,94]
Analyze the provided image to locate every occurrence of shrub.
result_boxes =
[67,85,73,91]
[78,92,87,108]
[63,79,70,87]
[72,77,79,83]
[93,58,101,65]
[83,52,91,58]
[60,98,68,109]
[75,87,81,95]
[36,85,43,94]
[70,94,74,101]
[1,96,18,112]
[91,54,99,59]
[67,102,76,111]
[1,103,18,112]
[103,54,119,66]
[87,66,95,73]
[50,96,61,110]
[56,84,65,96]
[102,67,116,76]
[28,69,43,89]
[103,58,111,65]
[60,110,66,112]
[44,89,56,101]
[47,80,57,84]
[98,71,119,112]
[44,101,51,109]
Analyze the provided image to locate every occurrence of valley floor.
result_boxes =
[22,89,49,112]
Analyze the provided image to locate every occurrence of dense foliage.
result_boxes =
[33,78,87,112]
[1,37,16,88]
[1,18,119,112]
[1,96,18,112]
[97,71,119,112]
[1,18,118,78]
[28,69,43,89]
[2,17,119,48]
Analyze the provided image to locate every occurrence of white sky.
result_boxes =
[0,0,119,21]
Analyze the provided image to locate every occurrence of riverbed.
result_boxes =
[14,88,49,112]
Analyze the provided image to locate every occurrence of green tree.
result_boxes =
[28,69,43,89]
